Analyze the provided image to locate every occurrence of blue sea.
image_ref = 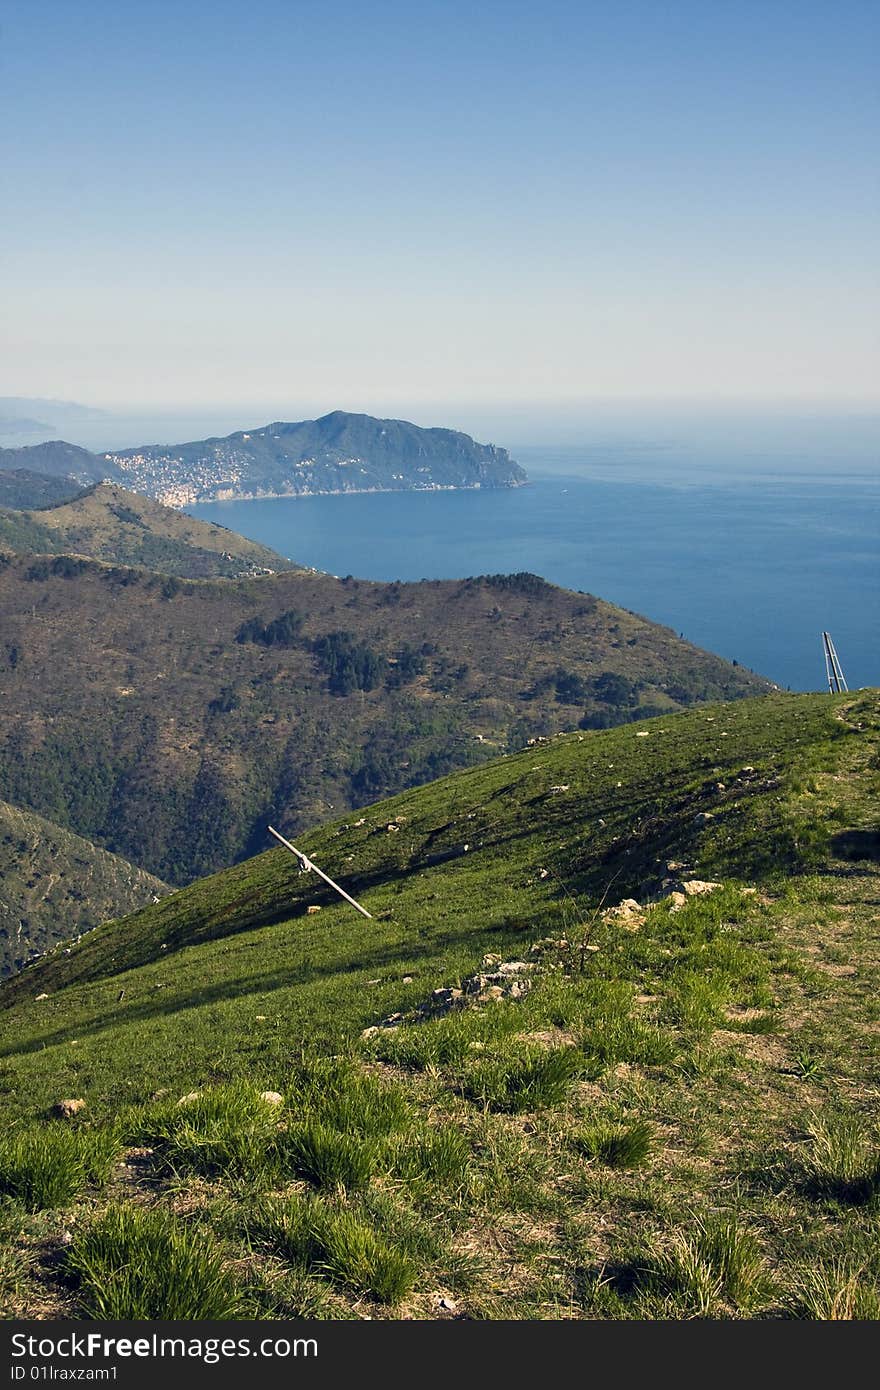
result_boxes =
[184,416,878,694]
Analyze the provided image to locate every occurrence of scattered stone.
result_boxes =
[635,731,650,737]
[431,987,462,1006]
[386,823,400,832]
[402,975,413,984]
[549,784,570,793]
[260,1091,284,1106]
[664,891,687,911]
[693,812,714,825]
[35,993,49,1001]
[436,1296,458,1313]
[255,1015,267,1021]
[602,898,645,929]
[367,978,381,986]
[529,938,570,957]
[681,879,723,896]
[307,905,322,914]
[177,1091,202,1106]
[482,953,502,968]
[53,1098,85,1119]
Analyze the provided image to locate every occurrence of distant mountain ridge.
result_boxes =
[0,440,109,485]
[0,469,84,510]
[103,410,526,505]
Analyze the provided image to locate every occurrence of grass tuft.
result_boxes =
[297,1061,411,1137]
[279,1121,377,1193]
[797,1113,880,1205]
[574,1119,653,1169]
[255,1193,416,1305]
[458,1046,582,1113]
[316,1206,416,1304]
[582,1016,678,1068]
[0,1126,120,1212]
[644,1213,769,1314]
[67,1206,246,1319]
[391,1128,472,1189]
[788,1261,880,1320]
[130,1083,281,1180]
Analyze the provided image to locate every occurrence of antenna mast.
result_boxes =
[267,825,373,919]
[822,632,848,694]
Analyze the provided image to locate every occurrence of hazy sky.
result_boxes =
[3,0,878,412]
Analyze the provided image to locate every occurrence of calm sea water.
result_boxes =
[188,428,879,695]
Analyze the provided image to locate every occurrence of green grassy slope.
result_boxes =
[0,800,168,977]
[2,690,877,1320]
[0,560,769,884]
[0,483,294,578]
[1,689,874,1096]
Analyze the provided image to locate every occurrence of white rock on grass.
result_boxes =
[53,1098,86,1119]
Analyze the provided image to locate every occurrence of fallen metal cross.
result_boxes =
[267,825,373,919]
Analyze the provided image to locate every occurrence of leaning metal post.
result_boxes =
[267,825,373,919]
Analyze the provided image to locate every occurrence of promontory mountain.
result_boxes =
[99,411,527,506]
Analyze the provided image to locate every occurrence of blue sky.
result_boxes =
[2,0,878,413]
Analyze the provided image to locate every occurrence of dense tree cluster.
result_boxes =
[473,572,554,596]
[235,609,304,647]
[312,631,387,695]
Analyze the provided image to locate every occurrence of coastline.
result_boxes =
[170,479,528,508]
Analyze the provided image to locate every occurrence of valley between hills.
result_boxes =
[0,464,767,976]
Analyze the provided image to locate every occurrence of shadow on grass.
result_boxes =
[0,917,527,1061]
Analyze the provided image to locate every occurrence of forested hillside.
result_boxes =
[0,557,769,883]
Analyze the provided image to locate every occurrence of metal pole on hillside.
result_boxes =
[267,825,373,919]
[822,632,848,694]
